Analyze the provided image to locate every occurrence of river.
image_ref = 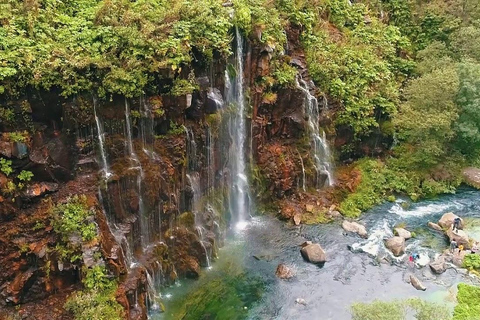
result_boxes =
[155,187,480,320]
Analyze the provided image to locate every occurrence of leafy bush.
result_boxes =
[52,195,97,243]
[51,196,97,263]
[454,283,480,320]
[462,254,480,271]
[351,298,451,320]
[65,266,123,320]
[0,158,13,176]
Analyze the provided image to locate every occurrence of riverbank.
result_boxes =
[156,187,480,319]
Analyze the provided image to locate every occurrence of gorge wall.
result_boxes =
[0,25,372,320]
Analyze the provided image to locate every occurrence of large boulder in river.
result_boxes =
[300,243,326,265]
[438,212,464,230]
[385,236,405,257]
[429,256,446,274]
[394,227,412,240]
[342,220,367,238]
[446,228,470,249]
[409,275,426,291]
[275,264,294,279]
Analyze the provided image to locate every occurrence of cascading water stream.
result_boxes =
[93,97,112,179]
[185,127,212,268]
[296,149,306,192]
[224,27,252,229]
[296,76,335,188]
[125,99,149,248]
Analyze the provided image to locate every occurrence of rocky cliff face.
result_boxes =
[0,28,346,319]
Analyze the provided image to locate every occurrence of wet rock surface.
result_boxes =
[300,243,326,265]
[385,236,406,257]
[342,220,367,238]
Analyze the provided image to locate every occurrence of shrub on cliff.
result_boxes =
[65,266,123,320]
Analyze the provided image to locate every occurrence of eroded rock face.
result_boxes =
[275,264,294,279]
[394,227,412,240]
[438,212,463,230]
[385,237,405,257]
[342,220,367,238]
[300,243,326,265]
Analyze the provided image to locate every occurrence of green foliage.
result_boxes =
[339,159,386,218]
[455,62,480,159]
[462,254,480,271]
[5,131,28,143]
[272,60,297,88]
[17,170,33,182]
[351,298,451,320]
[0,158,13,176]
[453,283,480,320]
[65,266,123,320]
[52,195,97,243]
[233,0,286,47]
[170,78,197,97]
[304,1,412,138]
[0,0,233,97]
[82,266,115,292]
[51,195,97,263]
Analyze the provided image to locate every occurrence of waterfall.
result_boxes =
[185,128,211,268]
[93,98,112,179]
[296,149,306,192]
[296,76,335,188]
[125,99,149,248]
[224,27,252,229]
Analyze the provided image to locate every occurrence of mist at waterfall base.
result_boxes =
[157,187,480,320]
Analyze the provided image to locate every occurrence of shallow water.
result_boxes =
[156,187,480,320]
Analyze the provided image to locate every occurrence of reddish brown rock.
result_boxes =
[275,264,294,279]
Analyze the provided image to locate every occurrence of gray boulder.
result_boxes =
[300,243,326,265]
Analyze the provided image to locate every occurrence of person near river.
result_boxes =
[453,217,461,232]
[450,240,458,253]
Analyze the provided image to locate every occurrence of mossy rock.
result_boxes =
[178,212,195,228]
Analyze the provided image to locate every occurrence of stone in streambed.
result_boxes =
[429,256,446,274]
[275,264,294,279]
[300,243,326,265]
[427,221,443,232]
[342,220,367,238]
[293,214,301,226]
[394,227,412,240]
[409,274,426,291]
[385,236,405,257]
